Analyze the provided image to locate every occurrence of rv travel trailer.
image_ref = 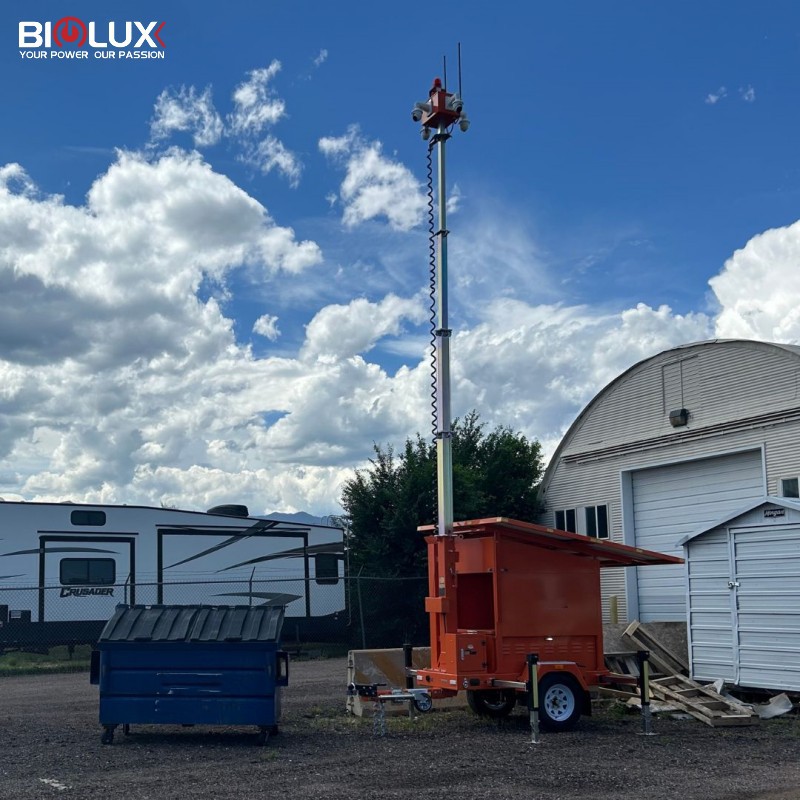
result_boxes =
[0,501,345,650]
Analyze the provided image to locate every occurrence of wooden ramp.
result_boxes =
[650,674,759,727]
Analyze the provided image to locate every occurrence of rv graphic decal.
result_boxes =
[218,541,344,572]
[60,587,115,598]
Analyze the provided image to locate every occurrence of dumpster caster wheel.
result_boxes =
[256,727,270,746]
[101,727,115,745]
[122,724,130,736]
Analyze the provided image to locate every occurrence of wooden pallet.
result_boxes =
[650,674,759,727]
[604,652,641,677]
[622,620,689,676]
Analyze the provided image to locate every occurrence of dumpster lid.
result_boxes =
[98,604,285,643]
[419,517,684,567]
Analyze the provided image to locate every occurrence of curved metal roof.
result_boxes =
[540,339,800,494]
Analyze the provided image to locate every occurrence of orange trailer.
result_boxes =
[414,517,683,730]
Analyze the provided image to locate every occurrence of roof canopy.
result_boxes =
[419,517,683,568]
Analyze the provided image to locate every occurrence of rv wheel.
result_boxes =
[538,673,582,731]
[466,689,516,718]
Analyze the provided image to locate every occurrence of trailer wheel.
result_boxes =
[466,689,516,718]
[412,693,433,713]
[538,673,582,731]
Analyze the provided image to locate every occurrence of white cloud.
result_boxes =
[319,125,426,231]
[705,86,727,105]
[447,183,462,215]
[301,294,427,361]
[254,314,281,341]
[148,65,302,187]
[313,49,328,67]
[711,220,800,342]
[5,125,800,517]
[740,85,756,102]
[241,135,303,187]
[150,85,224,148]
[228,62,286,136]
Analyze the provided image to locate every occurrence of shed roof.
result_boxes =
[419,517,683,568]
[98,604,285,643]
[678,496,800,547]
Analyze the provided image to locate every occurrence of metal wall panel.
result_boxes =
[633,450,764,621]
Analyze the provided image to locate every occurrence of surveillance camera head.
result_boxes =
[458,115,470,133]
[411,107,423,122]
[449,94,464,114]
[421,126,431,141]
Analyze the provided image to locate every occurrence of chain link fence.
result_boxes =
[0,575,429,656]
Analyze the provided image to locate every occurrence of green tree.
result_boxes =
[340,411,544,646]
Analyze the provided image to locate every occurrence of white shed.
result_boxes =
[540,339,800,624]
[680,497,800,691]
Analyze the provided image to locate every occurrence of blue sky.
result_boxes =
[1,1,799,515]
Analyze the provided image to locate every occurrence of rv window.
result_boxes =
[315,553,339,585]
[60,558,116,586]
[70,510,106,526]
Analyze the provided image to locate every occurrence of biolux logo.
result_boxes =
[19,19,166,60]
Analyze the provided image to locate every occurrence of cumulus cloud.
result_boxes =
[319,125,426,231]
[4,127,800,516]
[253,314,281,341]
[150,85,224,147]
[705,86,727,105]
[711,220,800,342]
[0,153,332,509]
[302,294,427,361]
[313,49,328,67]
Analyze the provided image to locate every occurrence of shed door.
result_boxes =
[686,529,736,682]
[732,525,800,690]
[632,449,763,621]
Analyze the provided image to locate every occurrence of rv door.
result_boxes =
[41,535,135,623]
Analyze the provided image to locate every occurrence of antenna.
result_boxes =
[457,42,462,98]
[443,55,447,92]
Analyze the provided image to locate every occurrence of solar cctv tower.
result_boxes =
[411,70,469,538]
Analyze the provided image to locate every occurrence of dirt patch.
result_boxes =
[2,658,800,800]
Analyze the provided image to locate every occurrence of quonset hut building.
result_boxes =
[539,339,800,625]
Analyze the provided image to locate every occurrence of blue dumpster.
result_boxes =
[90,604,288,745]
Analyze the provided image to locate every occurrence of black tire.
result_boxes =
[538,673,582,731]
[100,728,114,745]
[466,689,517,718]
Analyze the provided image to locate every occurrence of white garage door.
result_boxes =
[632,449,764,622]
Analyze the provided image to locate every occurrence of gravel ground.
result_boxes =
[3,658,800,800]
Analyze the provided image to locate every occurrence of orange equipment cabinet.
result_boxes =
[414,517,683,730]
